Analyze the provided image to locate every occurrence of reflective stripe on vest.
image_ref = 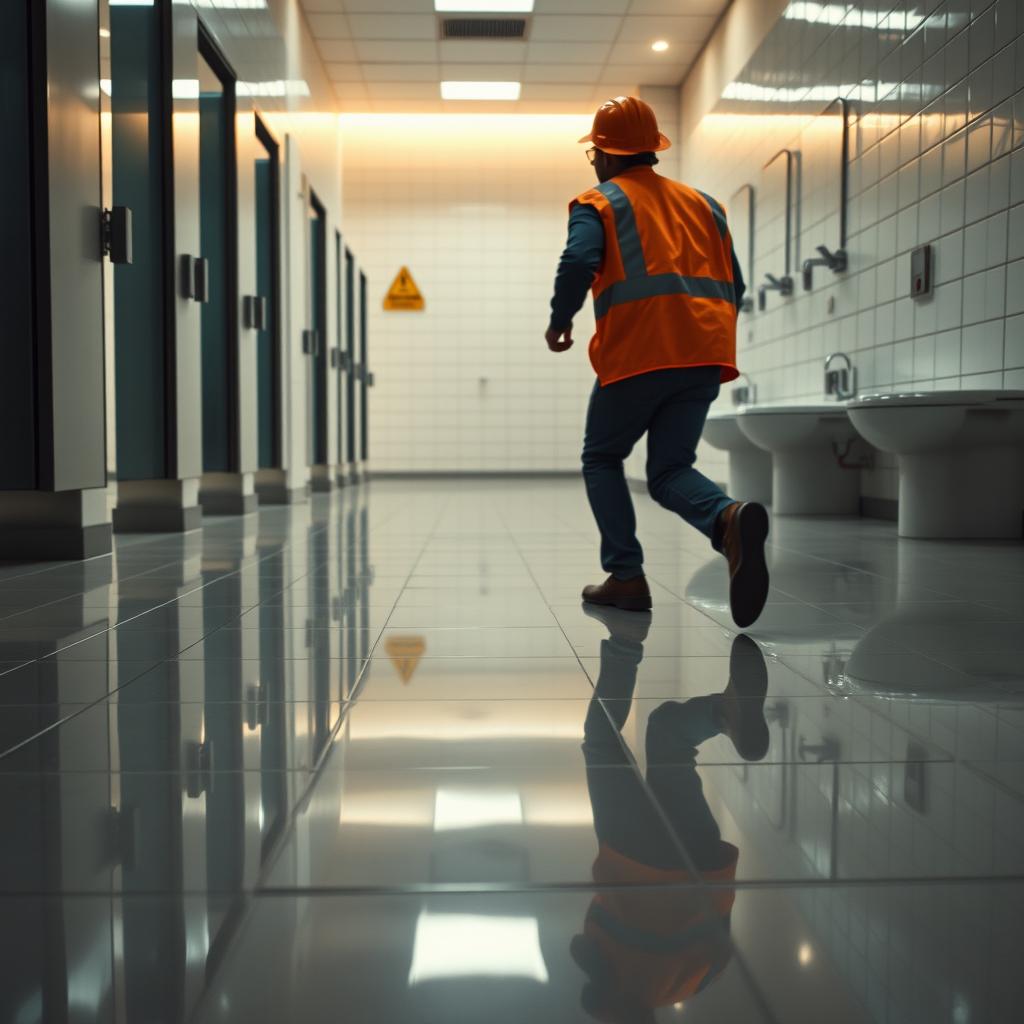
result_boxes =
[595,180,647,278]
[593,183,736,319]
[698,190,729,241]
[594,272,735,319]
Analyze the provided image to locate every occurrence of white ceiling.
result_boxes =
[299,0,730,113]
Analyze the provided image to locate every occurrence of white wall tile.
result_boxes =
[343,114,599,472]
[961,319,1005,373]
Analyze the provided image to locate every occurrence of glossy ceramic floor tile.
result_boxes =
[377,626,575,658]
[330,699,628,769]
[0,770,315,893]
[264,762,684,890]
[354,656,595,700]
[608,695,956,768]
[0,699,344,772]
[2,480,1024,1021]
[665,760,1024,883]
[725,884,1024,1024]
[0,889,770,1024]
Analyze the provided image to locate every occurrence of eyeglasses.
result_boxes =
[585,147,598,165]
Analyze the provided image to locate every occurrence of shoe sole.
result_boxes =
[729,503,770,628]
[582,593,652,612]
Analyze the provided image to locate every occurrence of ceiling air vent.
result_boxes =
[441,18,528,40]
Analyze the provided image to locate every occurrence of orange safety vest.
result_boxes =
[571,165,740,387]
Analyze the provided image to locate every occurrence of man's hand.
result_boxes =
[546,324,574,352]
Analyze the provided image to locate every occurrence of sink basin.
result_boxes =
[736,404,861,515]
[703,410,772,505]
[848,390,1024,537]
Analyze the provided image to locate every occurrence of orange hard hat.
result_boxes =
[579,96,671,155]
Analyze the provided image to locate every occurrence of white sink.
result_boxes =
[848,390,1024,538]
[736,404,861,515]
[703,410,772,505]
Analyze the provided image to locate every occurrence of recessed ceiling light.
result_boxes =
[99,27,110,37]
[435,1,534,10]
[651,39,670,52]
[441,81,521,101]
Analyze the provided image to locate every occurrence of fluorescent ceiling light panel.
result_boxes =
[408,912,549,984]
[441,81,521,101]
[172,79,200,100]
[435,1,534,11]
[193,0,269,8]
[433,788,523,831]
[782,3,925,31]
[238,79,311,98]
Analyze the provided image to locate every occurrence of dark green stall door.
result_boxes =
[199,50,231,472]
[255,157,274,467]
[309,193,327,466]
[111,4,166,480]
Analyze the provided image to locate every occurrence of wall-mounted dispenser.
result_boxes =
[910,245,932,298]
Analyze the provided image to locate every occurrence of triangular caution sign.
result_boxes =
[383,266,425,311]
[385,635,426,684]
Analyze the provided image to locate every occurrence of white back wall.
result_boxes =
[340,114,601,473]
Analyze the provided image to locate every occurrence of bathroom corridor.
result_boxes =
[2,479,1023,1022]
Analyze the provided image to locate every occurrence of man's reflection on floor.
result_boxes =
[572,606,770,1023]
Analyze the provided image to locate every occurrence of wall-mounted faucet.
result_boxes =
[802,245,848,290]
[757,272,794,310]
[731,372,757,406]
[823,351,857,400]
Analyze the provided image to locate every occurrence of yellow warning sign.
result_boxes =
[385,635,426,684]
[383,266,425,311]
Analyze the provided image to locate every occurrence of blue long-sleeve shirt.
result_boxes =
[548,201,747,332]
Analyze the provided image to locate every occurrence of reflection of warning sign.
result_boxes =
[386,635,426,683]
[383,266,425,311]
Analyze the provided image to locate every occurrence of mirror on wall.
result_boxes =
[729,184,756,314]
[757,148,796,309]
[798,97,851,289]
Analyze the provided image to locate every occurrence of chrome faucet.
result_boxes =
[823,351,856,400]
[802,245,848,290]
[757,272,794,310]
[731,372,757,406]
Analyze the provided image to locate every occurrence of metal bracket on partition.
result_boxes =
[193,257,210,303]
[101,206,133,264]
[243,295,260,329]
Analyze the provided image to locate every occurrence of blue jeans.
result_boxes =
[581,366,734,579]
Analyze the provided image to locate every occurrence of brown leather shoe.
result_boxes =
[581,574,652,612]
[719,501,770,628]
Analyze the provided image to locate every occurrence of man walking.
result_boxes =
[545,96,769,627]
